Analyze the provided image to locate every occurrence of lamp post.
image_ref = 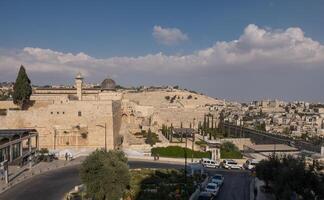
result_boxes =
[96,123,107,152]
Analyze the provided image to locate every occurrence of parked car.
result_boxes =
[204,183,220,196]
[222,159,242,170]
[210,174,224,187]
[197,191,216,200]
[200,158,220,168]
[243,159,259,170]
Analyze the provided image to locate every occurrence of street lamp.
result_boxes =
[96,123,107,152]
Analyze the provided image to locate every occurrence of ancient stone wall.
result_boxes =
[0,100,117,151]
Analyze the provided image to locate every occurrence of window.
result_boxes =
[50,112,53,115]
[78,111,82,116]
[57,112,59,114]
[63,112,65,114]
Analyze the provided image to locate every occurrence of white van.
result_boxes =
[200,158,220,168]
[222,159,242,170]
[243,159,259,170]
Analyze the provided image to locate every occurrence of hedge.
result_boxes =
[220,150,243,159]
[220,141,243,159]
[151,146,211,158]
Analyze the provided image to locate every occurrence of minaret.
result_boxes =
[75,72,83,101]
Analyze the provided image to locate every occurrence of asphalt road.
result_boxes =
[0,161,251,200]
[204,168,251,200]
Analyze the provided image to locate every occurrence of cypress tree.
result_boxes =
[13,65,32,109]
[203,115,206,136]
[211,115,214,139]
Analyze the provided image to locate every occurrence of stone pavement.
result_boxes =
[0,157,85,194]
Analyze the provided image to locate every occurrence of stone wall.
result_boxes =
[0,100,118,151]
[0,101,17,109]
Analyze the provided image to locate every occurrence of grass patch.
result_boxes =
[220,141,243,159]
[151,146,211,158]
[195,140,207,147]
[220,150,243,159]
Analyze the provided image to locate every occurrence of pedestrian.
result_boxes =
[65,152,68,161]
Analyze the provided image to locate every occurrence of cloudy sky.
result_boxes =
[0,0,323,102]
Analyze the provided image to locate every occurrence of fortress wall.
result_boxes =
[30,94,69,102]
[0,101,18,109]
[0,100,116,150]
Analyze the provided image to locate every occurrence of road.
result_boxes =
[0,161,251,200]
[205,169,251,200]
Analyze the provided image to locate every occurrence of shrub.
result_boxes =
[145,129,159,146]
[80,150,130,200]
[151,146,211,158]
[220,142,242,159]
[195,140,207,147]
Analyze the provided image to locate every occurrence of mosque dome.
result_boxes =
[101,78,116,91]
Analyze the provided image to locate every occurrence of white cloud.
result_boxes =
[0,24,324,80]
[152,25,189,45]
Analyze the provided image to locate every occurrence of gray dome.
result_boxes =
[101,78,116,90]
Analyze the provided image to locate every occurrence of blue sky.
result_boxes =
[0,0,324,102]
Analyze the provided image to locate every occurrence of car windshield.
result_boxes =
[228,161,237,165]
[207,185,216,189]
[213,175,222,180]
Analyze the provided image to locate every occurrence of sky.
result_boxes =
[0,0,323,102]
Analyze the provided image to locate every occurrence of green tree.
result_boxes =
[145,128,156,146]
[220,142,242,159]
[13,65,32,109]
[80,150,130,200]
[256,154,324,199]
[255,122,266,131]
[255,155,280,188]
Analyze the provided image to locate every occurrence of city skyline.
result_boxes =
[0,0,324,102]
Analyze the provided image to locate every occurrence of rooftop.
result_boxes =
[0,129,38,139]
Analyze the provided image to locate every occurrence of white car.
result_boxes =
[243,159,259,170]
[222,159,242,170]
[205,183,220,196]
[210,174,224,187]
[200,158,220,168]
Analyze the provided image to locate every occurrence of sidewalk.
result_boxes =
[0,157,85,194]
[128,155,202,164]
